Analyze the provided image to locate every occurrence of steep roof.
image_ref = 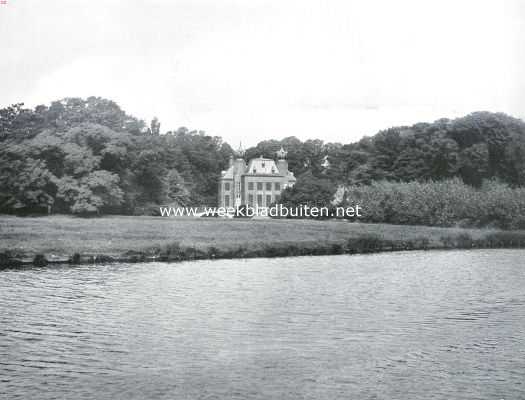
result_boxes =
[220,156,296,180]
[245,157,281,175]
[220,165,234,179]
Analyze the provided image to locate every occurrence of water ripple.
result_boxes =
[1,250,525,400]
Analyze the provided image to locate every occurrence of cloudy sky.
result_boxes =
[1,0,524,146]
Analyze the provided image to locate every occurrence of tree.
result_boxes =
[56,171,123,214]
[0,157,55,213]
[165,169,191,206]
[132,149,168,204]
[459,143,489,186]
[279,171,335,212]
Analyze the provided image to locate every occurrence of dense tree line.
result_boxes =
[2,97,525,223]
[263,112,525,219]
[246,112,525,189]
[326,112,525,187]
[0,97,232,214]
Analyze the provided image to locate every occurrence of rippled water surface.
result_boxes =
[1,250,525,399]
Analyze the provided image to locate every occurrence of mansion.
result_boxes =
[218,146,296,208]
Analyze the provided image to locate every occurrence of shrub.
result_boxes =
[455,233,473,248]
[344,179,525,229]
[0,251,22,268]
[483,232,525,248]
[347,235,383,253]
[69,253,81,264]
[33,254,48,267]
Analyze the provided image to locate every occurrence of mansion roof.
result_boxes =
[221,156,295,180]
[246,157,279,175]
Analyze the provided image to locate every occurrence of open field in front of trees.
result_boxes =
[2,215,524,267]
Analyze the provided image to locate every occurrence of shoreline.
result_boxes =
[2,215,525,269]
[2,230,525,269]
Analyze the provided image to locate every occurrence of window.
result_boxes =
[266,195,272,206]
[253,168,256,173]
[248,194,254,206]
[224,195,230,207]
[275,194,281,203]
[266,182,272,191]
[257,194,263,205]
[274,182,280,191]
[224,182,230,191]
[271,167,275,173]
[257,182,263,191]
[248,182,254,190]
[261,162,265,168]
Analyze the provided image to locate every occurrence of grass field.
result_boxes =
[0,215,507,261]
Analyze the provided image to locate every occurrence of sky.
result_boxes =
[1,0,524,146]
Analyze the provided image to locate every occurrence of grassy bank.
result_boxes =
[1,215,525,267]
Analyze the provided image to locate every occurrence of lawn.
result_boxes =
[0,215,504,259]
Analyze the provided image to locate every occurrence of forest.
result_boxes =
[0,97,232,214]
[2,96,525,228]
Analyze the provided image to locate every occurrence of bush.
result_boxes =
[483,232,525,248]
[33,254,48,267]
[0,251,22,268]
[347,235,383,253]
[455,233,473,248]
[344,178,525,229]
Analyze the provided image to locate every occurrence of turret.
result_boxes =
[234,141,245,159]
[232,142,246,207]
[276,146,288,174]
[233,142,246,174]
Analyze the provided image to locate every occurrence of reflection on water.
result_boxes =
[1,250,525,399]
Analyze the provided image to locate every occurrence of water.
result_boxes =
[1,250,525,399]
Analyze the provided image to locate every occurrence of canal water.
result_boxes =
[1,250,524,399]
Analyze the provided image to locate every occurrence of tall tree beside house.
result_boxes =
[279,171,335,213]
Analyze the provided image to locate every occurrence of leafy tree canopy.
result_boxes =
[2,97,525,216]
